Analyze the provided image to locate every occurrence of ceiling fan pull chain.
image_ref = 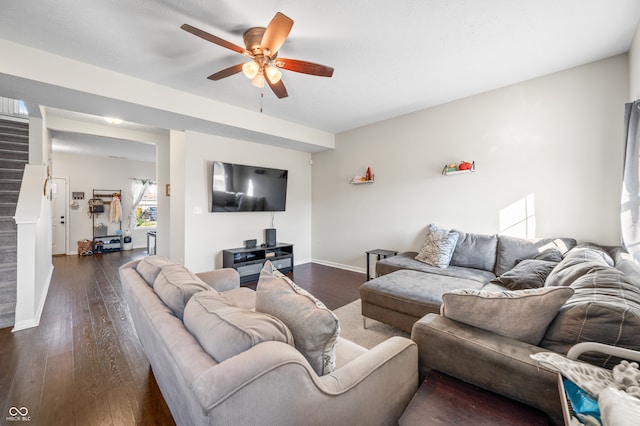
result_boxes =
[260,91,264,113]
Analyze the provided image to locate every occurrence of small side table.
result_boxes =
[365,249,398,280]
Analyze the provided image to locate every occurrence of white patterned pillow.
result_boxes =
[415,224,459,268]
[530,352,618,398]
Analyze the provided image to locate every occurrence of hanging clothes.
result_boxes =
[110,193,122,223]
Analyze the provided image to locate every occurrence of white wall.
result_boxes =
[179,131,312,273]
[311,55,628,271]
[630,21,640,101]
[51,152,156,253]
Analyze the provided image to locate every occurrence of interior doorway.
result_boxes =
[51,177,68,255]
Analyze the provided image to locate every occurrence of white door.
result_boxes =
[51,177,67,255]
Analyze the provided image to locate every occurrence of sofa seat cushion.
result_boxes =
[450,230,498,272]
[495,235,576,276]
[136,255,174,286]
[184,290,294,363]
[441,286,575,345]
[360,269,486,319]
[153,264,211,319]
[376,252,496,283]
[256,261,340,376]
[540,268,640,368]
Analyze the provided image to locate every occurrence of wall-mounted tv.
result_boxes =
[212,161,288,212]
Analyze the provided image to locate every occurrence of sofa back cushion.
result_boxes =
[495,236,576,276]
[441,286,574,345]
[153,264,211,319]
[184,291,294,363]
[540,268,640,368]
[136,255,174,286]
[449,230,497,272]
[256,261,340,376]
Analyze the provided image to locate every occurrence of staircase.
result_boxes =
[0,118,28,329]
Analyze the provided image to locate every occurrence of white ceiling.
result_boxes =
[1,0,640,158]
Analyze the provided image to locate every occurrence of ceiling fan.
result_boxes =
[181,12,334,99]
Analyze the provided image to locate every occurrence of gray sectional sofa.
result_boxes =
[360,228,640,425]
[120,256,418,426]
[361,231,576,332]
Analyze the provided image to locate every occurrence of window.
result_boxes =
[135,182,157,228]
[128,179,156,230]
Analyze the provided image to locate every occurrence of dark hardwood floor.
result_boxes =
[0,250,365,425]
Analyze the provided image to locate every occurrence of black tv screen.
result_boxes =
[212,161,288,212]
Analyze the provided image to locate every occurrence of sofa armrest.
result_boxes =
[196,268,240,292]
[192,337,418,426]
[412,314,564,426]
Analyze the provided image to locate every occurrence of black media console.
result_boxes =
[222,243,294,284]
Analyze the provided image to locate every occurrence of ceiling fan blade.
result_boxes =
[266,77,288,99]
[207,63,245,81]
[260,12,293,56]
[275,58,334,77]
[181,23,249,56]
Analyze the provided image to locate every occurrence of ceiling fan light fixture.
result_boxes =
[265,65,282,84]
[242,61,259,79]
[251,73,265,88]
[104,117,123,125]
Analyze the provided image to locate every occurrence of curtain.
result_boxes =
[621,100,640,261]
[128,179,151,231]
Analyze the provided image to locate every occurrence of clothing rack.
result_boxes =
[92,189,122,253]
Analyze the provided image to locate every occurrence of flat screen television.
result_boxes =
[212,161,288,212]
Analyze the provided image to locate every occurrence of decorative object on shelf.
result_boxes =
[442,161,476,175]
[350,166,375,184]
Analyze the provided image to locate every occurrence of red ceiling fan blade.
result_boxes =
[275,58,334,77]
[260,12,293,56]
[207,63,245,81]
[181,23,250,56]
[266,77,288,99]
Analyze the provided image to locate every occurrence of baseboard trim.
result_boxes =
[311,259,366,274]
[12,264,54,332]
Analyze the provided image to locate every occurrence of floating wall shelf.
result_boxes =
[350,178,375,184]
[442,161,476,176]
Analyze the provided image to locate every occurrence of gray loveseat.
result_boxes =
[120,257,418,426]
[361,229,640,425]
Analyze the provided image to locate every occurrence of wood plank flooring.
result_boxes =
[0,250,364,425]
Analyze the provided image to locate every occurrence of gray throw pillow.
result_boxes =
[255,261,340,376]
[153,264,211,319]
[415,224,459,268]
[441,286,574,345]
[533,248,564,263]
[184,291,294,363]
[490,259,558,290]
